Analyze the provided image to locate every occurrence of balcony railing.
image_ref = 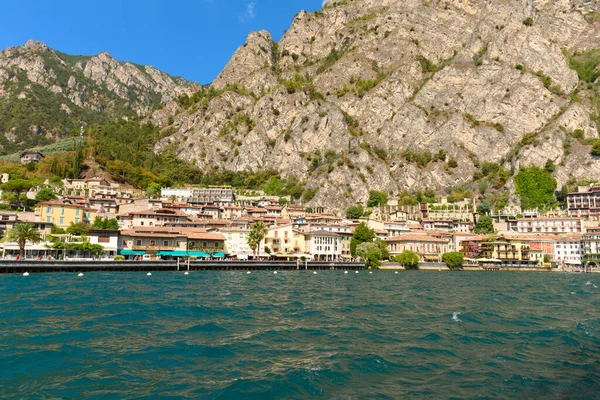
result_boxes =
[132,245,179,251]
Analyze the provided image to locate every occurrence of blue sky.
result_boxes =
[0,0,324,84]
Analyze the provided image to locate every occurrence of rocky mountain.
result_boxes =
[0,40,197,152]
[153,0,600,211]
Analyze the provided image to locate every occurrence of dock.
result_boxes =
[0,260,365,274]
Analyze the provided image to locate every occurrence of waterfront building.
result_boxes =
[553,234,583,266]
[89,229,119,258]
[264,224,305,258]
[385,234,449,262]
[118,227,225,259]
[221,227,267,259]
[304,230,342,261]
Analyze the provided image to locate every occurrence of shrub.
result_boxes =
[523,17,534,27]
[114,255,125,261]
[514,165,557,209]
[442,252,464,270]
[393,251,419,269]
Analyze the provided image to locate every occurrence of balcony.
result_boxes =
[132,245,177,251]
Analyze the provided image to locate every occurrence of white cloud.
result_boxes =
[238,2,256,23]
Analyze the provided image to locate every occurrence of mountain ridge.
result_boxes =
[0,39,197,153]
[152,0,600,212]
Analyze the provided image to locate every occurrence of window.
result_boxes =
[60,208,65,215]
[98,236,110,243]
[76,209,80,216]
[74,218,79,224]
[150,240,156,246]
[46,216,52,223]
[46,207,53,214]
[122,240,127,246]
[136,240,142,246]
[163,240,169,246]
[59,217,64,225]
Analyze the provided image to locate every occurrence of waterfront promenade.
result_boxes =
[0,260,365,274]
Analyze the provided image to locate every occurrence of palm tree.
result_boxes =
[3,223,43,259]
[248,221,268,259]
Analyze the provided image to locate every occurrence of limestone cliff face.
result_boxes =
[155,0,600,211]
[0,40,196,149]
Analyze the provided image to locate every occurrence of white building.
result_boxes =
[553,235,583,266]
[304,230,343,261]
[89,229,119,258]
[161,187,195,202]
[221,228,266,259]
[515,217,584,234]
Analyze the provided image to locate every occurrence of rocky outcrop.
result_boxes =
[150,1,598,211]
[0,40,197,150]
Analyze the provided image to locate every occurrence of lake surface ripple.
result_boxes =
[1,271,599,399]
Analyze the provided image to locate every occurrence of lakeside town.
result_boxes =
[2,154,600,272]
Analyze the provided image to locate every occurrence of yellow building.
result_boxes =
[37,200,96,228]
[264,223,306,257]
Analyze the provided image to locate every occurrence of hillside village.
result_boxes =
[2,169,600,271]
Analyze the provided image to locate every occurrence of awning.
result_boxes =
[120,249,146,256]
[212,252,225,258]
[188,251,210,258]
[157,250,188,257]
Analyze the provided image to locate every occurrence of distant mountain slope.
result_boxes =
[0,40,197,153]
[152,0,600,211]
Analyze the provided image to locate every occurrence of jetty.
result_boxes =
[0,260,365,274]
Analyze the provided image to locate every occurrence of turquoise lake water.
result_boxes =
[1,271,599,399]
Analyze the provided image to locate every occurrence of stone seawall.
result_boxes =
[0,260,365,274]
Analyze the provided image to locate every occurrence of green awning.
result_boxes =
[157,250,188,257]
[188,251,210,258]
[212,252,225,258]
[120,249,146,256]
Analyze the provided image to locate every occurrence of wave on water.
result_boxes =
[1,271,600,399]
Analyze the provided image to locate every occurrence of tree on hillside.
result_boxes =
[3,223,42,259]
[34,187,57,203]
[345,204,364,219]
[474,215,494,234]
[350,222,375,257]
[514,165,557,209]
[393,250,420,269]
[367,190,388,207]
[1,179,33,210]
[66,222,91,236]
[477,200,491,215]
[247,221,268,258]
[442,252,464,270]
[91,216,119,230]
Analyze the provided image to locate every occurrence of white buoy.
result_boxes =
[23,272,29,276]
[184,271,189,275]
[273,271,278,274]
[247,271,251,274]
[313,271,317,274]
[369,271,373,274]
[355,271,359,274]
[147,272,152,276]
[344,271,348,274]
[78,273,84,277]
[395,271,398,274]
